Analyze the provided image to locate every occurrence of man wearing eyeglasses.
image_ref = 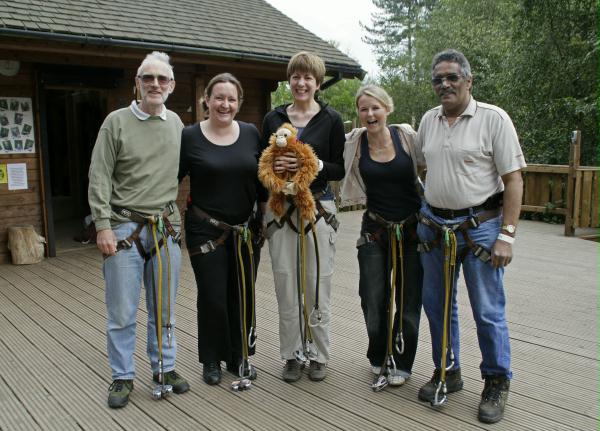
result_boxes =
[414,49,526,423]
[89,51,189,408]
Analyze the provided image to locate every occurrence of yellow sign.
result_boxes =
[0,164,6,184]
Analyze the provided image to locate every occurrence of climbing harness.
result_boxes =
[112,202,180,261]
[185,205,258,391]
[367,212,416,392]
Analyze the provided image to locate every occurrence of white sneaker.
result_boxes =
[388,370,406,386]
[371,365,381,375]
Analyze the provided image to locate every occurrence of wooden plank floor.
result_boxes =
[0,211,597,431]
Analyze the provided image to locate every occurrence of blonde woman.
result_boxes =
[341,85,423,387]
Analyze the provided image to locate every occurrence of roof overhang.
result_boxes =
[0,27,365,80]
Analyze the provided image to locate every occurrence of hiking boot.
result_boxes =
[387,369,406,387]
[107,379,133,408]
[282,359,303,382]
[202,362,222,385]
[308,361,327,381]
[478,375,510,423]
[227,360,257,380]
[418,368,464,402]
[153,370,190,394]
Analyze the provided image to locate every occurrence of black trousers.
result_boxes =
[357,224,423,373]
[186,217,259,365]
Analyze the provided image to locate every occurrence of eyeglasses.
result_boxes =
[431,73,462,86]
[138,74,172,86]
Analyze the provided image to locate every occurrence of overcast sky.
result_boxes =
[264,0,380,78]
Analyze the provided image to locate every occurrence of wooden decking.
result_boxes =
[0,211,598,431]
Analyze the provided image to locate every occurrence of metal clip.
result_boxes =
[468,215,480,228]
[371,374,388,392]
[473,245,491,263]
[394,332,405,355]
[248,327,257,349]
[328,214,340,231]
[172,231,181,243]
[122,238,132,249]
[167,324,172,348]
[308,307,323,327]
[199,240,216,254]
[431,381,448,407]
[231,378,251,391]
[239,359,252,379]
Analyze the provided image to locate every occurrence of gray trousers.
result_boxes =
[265,200,337,364]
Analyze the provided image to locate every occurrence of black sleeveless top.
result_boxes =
[358,126,421,233]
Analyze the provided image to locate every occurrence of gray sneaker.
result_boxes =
[282,359,303,382]
[478,375,510,423]
[308,361,327,381]
[107,379,133,408]
[418,368,464,402]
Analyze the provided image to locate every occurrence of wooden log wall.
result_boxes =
[0,61,42,264]
[0,46,277,262]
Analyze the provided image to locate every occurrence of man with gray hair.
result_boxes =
[415,49,525,423]
[89,51,189,408]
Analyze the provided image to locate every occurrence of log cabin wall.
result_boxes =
[0,43,278,263]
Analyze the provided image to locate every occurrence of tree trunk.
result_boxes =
[7,225,46,265]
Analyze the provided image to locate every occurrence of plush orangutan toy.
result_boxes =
[258,123,319,222]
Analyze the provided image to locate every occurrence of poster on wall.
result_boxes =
[0,97,35,154]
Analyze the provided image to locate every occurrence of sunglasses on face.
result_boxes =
[431,73,462,86]
[138,74,172,86]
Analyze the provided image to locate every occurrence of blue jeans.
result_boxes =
[417,204,512,379]
[357,225,423,377]
[103,222,181,380]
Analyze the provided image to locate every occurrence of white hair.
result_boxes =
[137,51,174,79]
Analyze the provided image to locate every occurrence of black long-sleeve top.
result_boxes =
[178,121,267,226]
[261,101,345,194]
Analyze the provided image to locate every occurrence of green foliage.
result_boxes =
[362,0,599,165]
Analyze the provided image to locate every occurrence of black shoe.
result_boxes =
[282,359,303,382]
[202,362,222,385]
[308,361,327,381]
[478,375,510,423]
[418,368,464,402]
[227,359,257,380]
[153,370,190,394]
[107,379,133,408]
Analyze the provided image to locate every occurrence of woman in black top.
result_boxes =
[261,51,345,383]
[341,85,423,387]
[179,73,265,386]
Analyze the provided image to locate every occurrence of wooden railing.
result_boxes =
[334,131,598,236]
[522,131,599,235]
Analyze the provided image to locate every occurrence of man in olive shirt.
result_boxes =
[88,51,189,408]
[415,49,526,423]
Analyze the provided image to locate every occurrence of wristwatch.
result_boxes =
[501,224,516,235]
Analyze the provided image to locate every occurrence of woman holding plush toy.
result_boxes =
[179,73,266,386]
[261,51,345,383]
[340,85,423,390]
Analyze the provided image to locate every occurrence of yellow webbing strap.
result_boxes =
[439,228,457,385]
[151,220,164,362]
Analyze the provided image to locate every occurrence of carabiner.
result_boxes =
[431,381,448,407]
[248,326,257,349]
[394,331,405,355]
[308,306,323,327]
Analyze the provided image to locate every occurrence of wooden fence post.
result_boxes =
[564,130,581,236]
